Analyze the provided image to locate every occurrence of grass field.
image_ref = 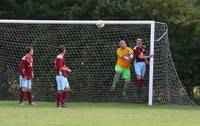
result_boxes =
[0,101,200,126]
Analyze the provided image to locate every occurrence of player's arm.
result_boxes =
[145,58,149,64]
[32,60,34,79]
[117,48,133,61]
[18,60,28,79]
[138,54,152,59]
[138,47,153,59]
[129,49,134,59]
[124,49,134,61]
[57,59,72,73]
[61,66,72,73]
[32,71,34,79]
[144,48,150,64]
[138,48,153,59]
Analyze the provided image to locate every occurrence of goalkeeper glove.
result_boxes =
[124,56,131,61]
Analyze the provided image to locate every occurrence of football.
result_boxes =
[96,20,105,28]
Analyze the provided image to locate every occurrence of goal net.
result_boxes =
[0,20,194,105]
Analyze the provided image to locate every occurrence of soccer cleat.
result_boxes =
[61,104,68,108]
[62,102,68,108]
[57,105,63,108]
[29,102,37,106]
[122,92,129,101]
[110,85,116,91]
[19,102,24,106]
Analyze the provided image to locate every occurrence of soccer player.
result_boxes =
[18,47,35,105]
[133,38,152,97]
[54,45,72,108]
[110,40,134,98]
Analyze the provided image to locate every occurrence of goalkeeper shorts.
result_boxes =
[19,76,32,89]
[134,62,146,76]
[115,65,131,80]
[56,75,70,91]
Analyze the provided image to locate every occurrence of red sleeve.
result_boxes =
[18,60,26,77]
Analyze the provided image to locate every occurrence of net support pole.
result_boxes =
[148,21,155,106]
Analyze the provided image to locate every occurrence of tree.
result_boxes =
[0,0,200,100]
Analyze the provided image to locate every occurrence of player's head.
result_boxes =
[119,40,127,49]
[58,45,66,55]
[25,47,33,55]
[136,38,143,47]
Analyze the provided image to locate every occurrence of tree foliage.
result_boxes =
[0,0,200,99]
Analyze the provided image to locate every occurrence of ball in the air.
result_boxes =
[96,20,105,28]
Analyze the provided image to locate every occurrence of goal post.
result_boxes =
[0,20,155,24]
[0,20,194,105]
[149,22,155,106]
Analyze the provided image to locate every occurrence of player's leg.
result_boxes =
[26,80,36,105]
[19,88,26,105]
[134,62,145,97]
[19,76,27,105]
[122,69,131,97]
[56,90,63,107]
[56,76,64,107]
[110,65,122,91]
[27,88,32,104]
[62,77,70,107]
[134,62,143,87]
[63,88,70,107]
[140,62,146,87]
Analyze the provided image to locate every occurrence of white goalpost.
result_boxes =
[0,20,193,105]
[149,22,155,106]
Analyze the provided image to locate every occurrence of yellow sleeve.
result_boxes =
[117,48,123,58]
[130,48,134,55]
[128,48,134,55]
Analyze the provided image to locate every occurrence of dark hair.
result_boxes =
[58,45,66,53]
[135,35,141,39]
[135,35,142,42]
[25,47,33,53]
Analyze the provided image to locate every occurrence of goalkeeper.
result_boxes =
[110,40,134,98]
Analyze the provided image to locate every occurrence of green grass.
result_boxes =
[0,101,200,126]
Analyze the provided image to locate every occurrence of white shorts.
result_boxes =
[134,62,146,77]
[19,76,32,89]
[56,75,70,91]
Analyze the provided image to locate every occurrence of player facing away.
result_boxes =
[18,47,35,105]
[110,40,134,98]
[133,38,152,97]
[54,45,72,108]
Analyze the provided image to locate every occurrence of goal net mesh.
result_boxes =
[0,21,194,105]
